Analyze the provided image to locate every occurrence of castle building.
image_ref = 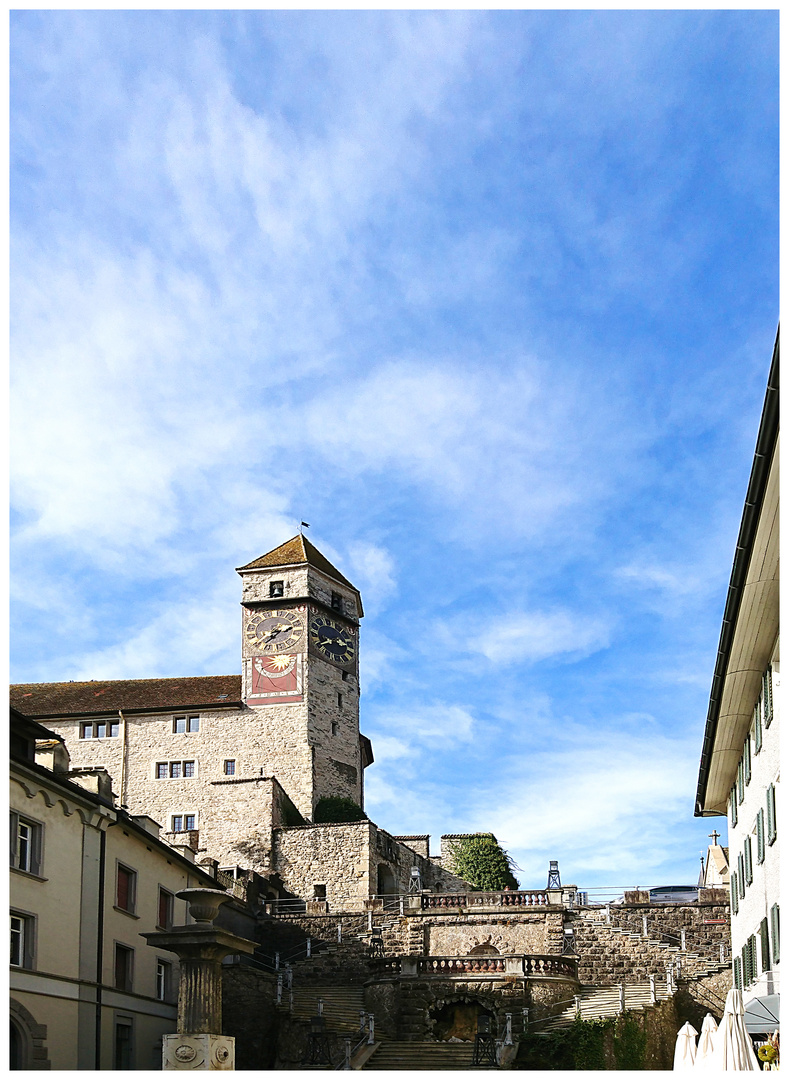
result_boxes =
[10,535,461,906]
[695,329,779,1024]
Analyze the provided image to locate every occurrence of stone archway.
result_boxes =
[429,996,497,1042]
[377,863,397,895]
[10,998,51,1069]
[469,942,500,955]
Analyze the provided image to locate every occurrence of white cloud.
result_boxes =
[435,608,611,666]
[345,542,397,613]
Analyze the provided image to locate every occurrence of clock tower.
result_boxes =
[236,535,372,820]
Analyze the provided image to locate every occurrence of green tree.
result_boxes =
[447,834,519,890]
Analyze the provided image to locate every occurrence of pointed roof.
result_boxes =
[236,535,358,592]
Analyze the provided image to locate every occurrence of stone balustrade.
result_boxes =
[422,890,551,910]
[370,953,578,980]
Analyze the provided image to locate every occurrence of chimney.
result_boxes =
[35,739,71,775]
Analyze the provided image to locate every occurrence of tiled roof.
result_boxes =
[236,535,356,590]
[10,675,242,718]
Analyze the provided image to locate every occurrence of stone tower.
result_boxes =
[237,535,371,819]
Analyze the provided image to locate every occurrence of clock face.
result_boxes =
[309,614,356,667]
[245,608,305,654]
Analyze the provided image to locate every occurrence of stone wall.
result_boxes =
[221,963,278,1070]
[426,911,561,956]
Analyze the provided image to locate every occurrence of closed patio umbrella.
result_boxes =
[710,988,760,1070]
[674,1022,698,1070]
[694,1013,718,1069]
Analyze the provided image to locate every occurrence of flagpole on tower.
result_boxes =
[300,521,310,535]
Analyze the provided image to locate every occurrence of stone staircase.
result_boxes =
[535,981,671,1032]
[362,1040,478,1070]
[570,913,729,984]
[285,984,368,1034]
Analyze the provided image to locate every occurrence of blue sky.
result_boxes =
[11,10,778,893]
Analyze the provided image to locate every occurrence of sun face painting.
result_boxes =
[247,653,303,704]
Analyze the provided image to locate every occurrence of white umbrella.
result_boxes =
[674,1022,698,1070]
[710,988,760,1070]
[694,1013,718,1069]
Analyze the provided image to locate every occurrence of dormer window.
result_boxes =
[270,581,284,598]
[331,591,342,612]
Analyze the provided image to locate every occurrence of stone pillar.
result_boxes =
[142,888,256,1070]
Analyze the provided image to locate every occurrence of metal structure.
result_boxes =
[302,1015,333,1068]
[547,861,561,889]
[408,866,422,893]
[369,928,384,959]
[561,926,576,955]
[471,1015,498,1067]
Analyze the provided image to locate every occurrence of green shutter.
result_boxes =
[737,760,744,803]
[730,872,739,914]
[730,786,738,827]
[742,943,749,986]
[737,854,745,897]
[767,784,777,844]
[744,737,752,785]
[744,837,753,885]
[750,935,759,983]
[770,905,780,964]
[757,809,765,863]
[733,955,742,990]
[763,667,773,727]
[755,703,763,753]
[9,811,18,866]
[761,917,771,973]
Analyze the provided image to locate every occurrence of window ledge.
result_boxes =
[113,906,140,920]
[10,867,48,882]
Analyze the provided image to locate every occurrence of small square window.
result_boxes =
[109,721,119,737]
[331,591,342,612]
[81,723,93,739]
[116,865,137,913]
[224,760,236,776]
[270,580,284,598]
[10,813,42,876]
[174,715,199,734]
[156,958,172,1001]
[96,722,107,739]
[170,762,182,779]
[156,762,168,779]
[342,670,349,682]
[10,912,35,969]
[114,943,134,992]
[331,722,339,737]
[185,814,196,831]
[158,889,174,930]
[183,761,195,778]
[172,815,183,832]
[338,693,343,709]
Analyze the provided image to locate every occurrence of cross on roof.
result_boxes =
[708,830,720,846]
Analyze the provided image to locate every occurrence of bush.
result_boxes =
[446,834,519,890]
[313,796,367,823]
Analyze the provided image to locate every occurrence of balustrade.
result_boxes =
[370,953,577,980]
[421,889,550,910]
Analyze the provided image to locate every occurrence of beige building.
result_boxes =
[10,709,248,1070]
[695,329,779,1025]
[11,537,470,910]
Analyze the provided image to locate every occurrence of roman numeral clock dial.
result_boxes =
[245,609,305,654]
[309,614,356,667]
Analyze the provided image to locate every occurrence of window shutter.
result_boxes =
[755,702,763,753]
[770,905,780,964]
[733,955,742,990]
[750,935,759,983]
[29,823,41,877]
[744,837,753,885]
[730,872,739,914]
[737,760,744,803]
[730,786,738,827]
[757,809,765,863]
[737,855,745,897]
[9,812,18,866]
[763,667,773,726]
[767,784,777,844]
[760,917,770,973]
[744,737,751,785]
[741,944,749,986]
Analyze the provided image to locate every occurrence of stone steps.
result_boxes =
[362,1040,479,1070]
[536,982,670,1031]
[284,984,369,1034]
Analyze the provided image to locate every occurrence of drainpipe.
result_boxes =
[118,710,128,807]
[94,826,106,1069]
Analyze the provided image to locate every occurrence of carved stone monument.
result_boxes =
[143,888,256,1070]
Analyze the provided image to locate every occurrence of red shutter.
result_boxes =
[117,866,130,910]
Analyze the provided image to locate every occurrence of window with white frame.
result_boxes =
[80,721,120,739]
[10,912,35,968]
[9,812,42,876]
[224,760,235,776]
[173,715,199,734]
[155,760,197,779]
[171,814,197,833]
[156,958,172,1001]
